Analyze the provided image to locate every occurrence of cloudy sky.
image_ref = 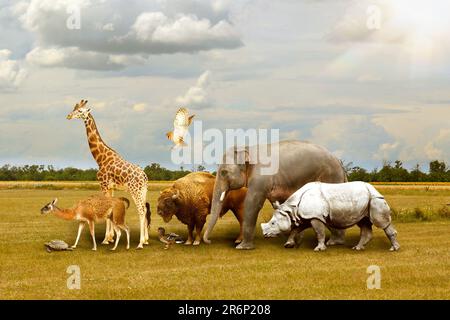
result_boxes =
[0,0,449,171]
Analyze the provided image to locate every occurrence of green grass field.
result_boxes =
[0,182,449,299]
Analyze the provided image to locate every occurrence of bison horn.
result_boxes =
[219,191,226,202]
[272,201,280,209]
[172,190,180,200]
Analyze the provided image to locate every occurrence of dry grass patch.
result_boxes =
[0,185,449,299]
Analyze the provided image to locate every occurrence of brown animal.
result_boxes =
[157,172,246,245]
[40,195,143,251]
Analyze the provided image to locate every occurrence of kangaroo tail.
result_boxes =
[119,197,130,209]
[145,202,151,228]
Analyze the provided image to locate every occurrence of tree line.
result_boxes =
[0,163,194,181]
[346,160,450,182]
[0,160,450,182]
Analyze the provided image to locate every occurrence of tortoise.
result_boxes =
[158,227,184,249]
[44,240,73,253]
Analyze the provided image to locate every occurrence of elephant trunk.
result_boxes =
[203,181,228,244]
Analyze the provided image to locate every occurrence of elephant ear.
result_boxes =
[234,147,250,165]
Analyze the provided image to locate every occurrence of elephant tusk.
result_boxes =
[220,191,226,202]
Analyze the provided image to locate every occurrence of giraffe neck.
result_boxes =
[83,114,117,166]
[53,207,77,220]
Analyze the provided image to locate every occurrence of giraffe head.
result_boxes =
[67,99,91,120]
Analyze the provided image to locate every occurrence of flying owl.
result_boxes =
[166,107,195,148]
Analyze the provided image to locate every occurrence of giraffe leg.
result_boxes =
[139,187,149,245]
[131,192,147,249]
[100,182,115,243]
[138,213,146,249]
[144,200,150,244]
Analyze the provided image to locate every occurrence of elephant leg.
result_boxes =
[232,207,244,244]
[353,219,373,251]
[311,219,327,251]
[327,228,346,246]
[384,224,400,251]
[236,190,266,250]
[284,225,307,248]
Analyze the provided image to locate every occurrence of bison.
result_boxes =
[157,172,247,245]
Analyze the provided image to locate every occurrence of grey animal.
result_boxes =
[203,140,348,249]
[44,240,73,253]
[261,181,400,251]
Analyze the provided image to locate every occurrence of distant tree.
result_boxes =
[409,164,426,182]
[348,166,371,182]
[391,160,410,182]
[429,160,447,181]
[0,160,448,182]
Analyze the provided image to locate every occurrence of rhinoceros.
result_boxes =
[261,181,400,251]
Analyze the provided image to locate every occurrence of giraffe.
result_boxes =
[67,100,150,249]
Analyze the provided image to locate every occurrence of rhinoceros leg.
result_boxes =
[327,228,346,246]
[384,224,400,251]
[353,218,373,251]
[311,219,327,251]
[284,225,307,248]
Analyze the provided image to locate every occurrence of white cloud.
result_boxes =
[91,101,106,109]
[14,0,242,70]
[327,1,407,44]
[0,49,27,90]
[376,142,399,160]
[102,23,115,32]
[425,129,450,161]
[176,70,212,108]
[128,12,240,52]
[310,115,396,163]
[26,46,145,70]
[132,103,147,112]
[281,129,301,140]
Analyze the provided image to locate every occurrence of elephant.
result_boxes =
[203,140,348,250]
[261,181,400,251]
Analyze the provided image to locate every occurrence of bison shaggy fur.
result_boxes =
[157,172,246,245]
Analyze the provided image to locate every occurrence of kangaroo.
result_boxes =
[41,195,136,251]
